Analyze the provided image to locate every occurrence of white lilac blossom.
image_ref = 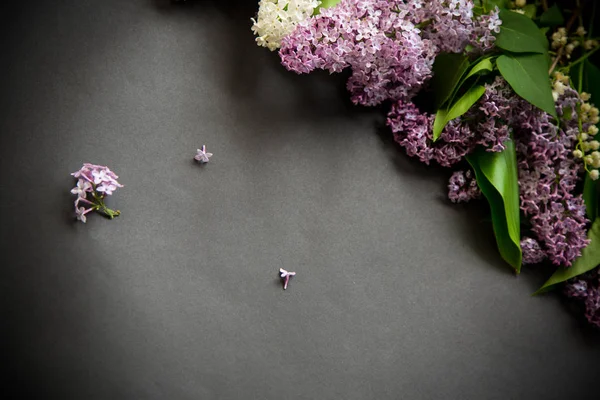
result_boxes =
[279,0,500,106]
[280,268,296,290]
[251,0,321,51]
[71,163,123,223]
[194,145,213,164]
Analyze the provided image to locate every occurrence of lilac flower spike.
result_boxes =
[195,145,213,164]
[279,268,296,290]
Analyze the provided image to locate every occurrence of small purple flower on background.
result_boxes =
[195,145,213,164]
[280,268,296,290]
[71,179,92,198]
[75,206,92,223]
[71,163,123,223]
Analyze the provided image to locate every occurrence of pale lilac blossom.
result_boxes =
[280,268,296,290]
[70,179,92,198]
[70,163,123,223]
[195,145,213,164]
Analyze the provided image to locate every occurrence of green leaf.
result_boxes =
[522,4,536,19]
[539,4,565,27]
[535,218,600,294]
[483,0,507,12]
[496,9,548,54]
[467,141,522,272]
[463,58,494,82]
[314,0,342,13]
[431,53,470,110]
[433,85,486,141]
[583,174,599,221]
[497,53,557,118]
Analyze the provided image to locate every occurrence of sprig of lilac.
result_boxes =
[564,269,600,327]
[448,169,481,203]
[513,84,591,266]
[71,163,123,223]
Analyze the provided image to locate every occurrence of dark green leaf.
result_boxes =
[535,218,600,294]
[583,174,599,221]
[483,0,506,12]
[539,4,565,27]
[431,53,470,110]
[497,53,557,118]
[496,9,548,53]
[522,4,536,19]
[433,85,486,141]
[577,61,600,107]
[467,141,522,272]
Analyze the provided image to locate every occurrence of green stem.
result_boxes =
[567,46,600,69]
[578,61,584,93]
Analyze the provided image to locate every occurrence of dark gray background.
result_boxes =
[1,1,598,399]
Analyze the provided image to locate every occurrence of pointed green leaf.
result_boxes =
[535,218,600,294]
[496,9,548,53]
[431,53,470,110]
[539,4,564,27]
[433,85,486,141]
[497,53,557,118]
[463,58,494,82]
[467,141,522,272]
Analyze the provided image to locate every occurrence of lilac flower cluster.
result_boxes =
[448,169,480,203]
[279,0,500,106]
[564,269,600,327]
[513,86,590,266]
[387,77,512,168]
[389,75,590,266]
[71,163,123,223]
[423,1,500,54]
[520,237,546,265]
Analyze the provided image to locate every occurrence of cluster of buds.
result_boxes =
[552,71,569,101]
[552,25,599,61]
[551,27,568,50]
[570,90,600,180]
[71,163,123,223]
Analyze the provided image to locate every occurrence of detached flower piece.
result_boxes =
[194,145,213,164]
[279,268,296,290]
[70,163,123,223]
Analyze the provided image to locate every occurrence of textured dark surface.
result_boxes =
[1,1,599,399]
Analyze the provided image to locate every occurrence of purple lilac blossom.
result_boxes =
[520,237,546,264]
[513,86,590,266]
[279,0,499,106]
[194,145,213,163]
[564,268,600,327]
[388,76,590,266]
[387,77,512,167]
[448,169,481,203]
[71,163,123,223]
